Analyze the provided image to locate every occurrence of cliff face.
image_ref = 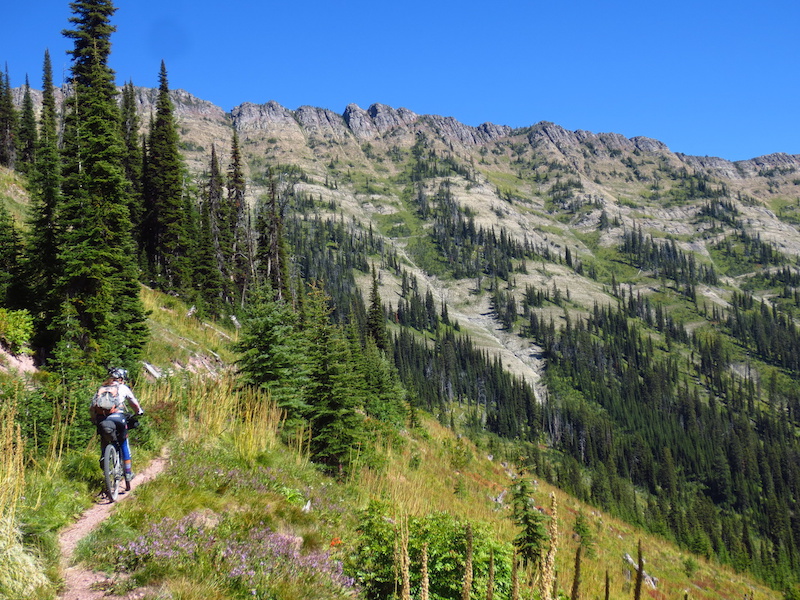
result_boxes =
[15,84,800,193]
[13,84,800,262]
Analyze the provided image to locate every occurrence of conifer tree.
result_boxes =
[119,80,143,247]
[303,284,364,473]
[227,129,252,302]
[204,143,232,306]
[233,283,308,420]
[55,0,147,370]
[0,204,24,308]
[25,50,62,340]
[141,61,192,292]
[194,194,224,316]
[511,475,548,575]
[366,264,389,350]
[16,76,37,173]
[255,171,290,301]
[0,66,17,168]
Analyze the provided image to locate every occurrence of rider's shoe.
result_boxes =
[125,472,136,482]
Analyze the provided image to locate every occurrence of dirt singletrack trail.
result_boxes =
[58,450,169,600]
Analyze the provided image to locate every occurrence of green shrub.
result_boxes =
[0,308,33,354]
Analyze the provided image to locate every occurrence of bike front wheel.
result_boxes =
[103,443,123,502]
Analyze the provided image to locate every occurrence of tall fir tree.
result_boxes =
[194,149,225,315]
[0,65,18,168]
[366,264,389,350]
[119,80,143,251]
[0,203,24,308]
[25,50,63,346]
[226,129,252,305]
[17,76,38,173]
[54,0,148,371]
[141,61,192,293]
[303,284,365,474]
[255,170,290,301]
[205,143,231,305]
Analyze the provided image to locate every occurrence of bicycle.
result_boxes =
[99,413,141,502]
[102,440,128,502]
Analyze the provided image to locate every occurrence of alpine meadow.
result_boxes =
[1,1,800,599]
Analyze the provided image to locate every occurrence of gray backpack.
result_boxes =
[91,384,119,412]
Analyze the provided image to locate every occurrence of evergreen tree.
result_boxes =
[303,284,364,474]
[0,204,24,308]
[204,144,232,306]
[141,61,192,292]
[119,80,143,248]
[233,283,309,420]
[16,76,37,173]
[0,65,17,168]
[366,265,389,350]
[55,0,148,370]
[255,171,290,301]
[194,167,225,316]
[227,129,252,303]
[510,475,548,572]
[25,50,63,341]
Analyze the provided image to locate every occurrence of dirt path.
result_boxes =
[58,450,169,600]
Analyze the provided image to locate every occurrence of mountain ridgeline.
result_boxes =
[7,78,800,594]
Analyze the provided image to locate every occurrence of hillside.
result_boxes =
[0,287,783,600]
[5,83,800,599]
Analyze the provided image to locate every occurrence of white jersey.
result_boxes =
[116,383,140,413]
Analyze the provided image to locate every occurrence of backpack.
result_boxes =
[91,384,120,412]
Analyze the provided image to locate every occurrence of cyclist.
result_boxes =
[89,367,144,483]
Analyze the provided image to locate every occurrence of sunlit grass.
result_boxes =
[0,398,50,599]
[140,286,238,370]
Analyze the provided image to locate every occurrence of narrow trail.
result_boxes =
[58,450,169,600]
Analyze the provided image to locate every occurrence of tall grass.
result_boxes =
[137,372,284,463]
[0,398,48,599]
[232,386,284,463]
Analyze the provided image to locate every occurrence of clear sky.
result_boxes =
[3,0,798,161]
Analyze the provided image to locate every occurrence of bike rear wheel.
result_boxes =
[103,443,123,501]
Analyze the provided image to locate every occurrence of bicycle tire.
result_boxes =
[103,443,122,502]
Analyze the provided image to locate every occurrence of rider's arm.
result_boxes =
[118,384,143,414]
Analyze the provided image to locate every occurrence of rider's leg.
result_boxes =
[114,414,135,481]
[120,438,133,479]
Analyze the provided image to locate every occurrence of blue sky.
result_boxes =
[3,0,798,161]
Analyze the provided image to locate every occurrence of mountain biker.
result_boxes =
[89,367,144,483]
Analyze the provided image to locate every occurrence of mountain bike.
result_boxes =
[102,440,128,502]
[99,413,140,502]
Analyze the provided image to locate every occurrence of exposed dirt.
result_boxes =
[58,450,169,600]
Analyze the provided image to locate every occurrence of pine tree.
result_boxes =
[25,50,62,341]
[16,76,37,173]
[141,61,192,292]
[303,284,364,474]
[204,144,231,306]
[119,80,143,248]
[255,171,290,301]
[0,65,18,168]
[55,0,148,370]
[226,129,252,304]
[366,264,389,350]
[0,204,24,308]
[232,283,308,420]
[194,192,225,316]
[511,475,548,573]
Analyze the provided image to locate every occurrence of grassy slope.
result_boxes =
[0,163,783,600]
[65,288,779,600]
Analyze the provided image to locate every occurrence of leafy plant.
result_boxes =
[0,308,33,354]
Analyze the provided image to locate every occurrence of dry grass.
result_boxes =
[0,397,49,598]
[353,411,780,600]
[140,285,237,372]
